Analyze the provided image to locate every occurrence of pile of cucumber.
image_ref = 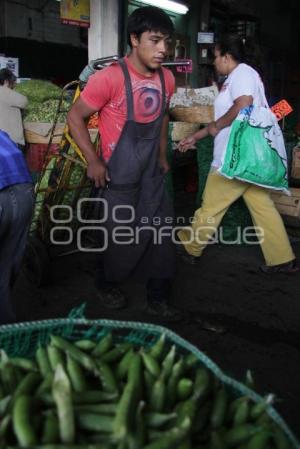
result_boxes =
[0,332,292,448]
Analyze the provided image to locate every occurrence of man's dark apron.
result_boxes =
[101,58,175,283]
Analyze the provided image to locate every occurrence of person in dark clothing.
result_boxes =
[0,130,33,324]
[67,6,182,321]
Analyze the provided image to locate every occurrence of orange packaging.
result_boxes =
[271,99,293,121]
[87,113,98,129]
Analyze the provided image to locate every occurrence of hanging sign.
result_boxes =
[60,0,90,28]
[0,56,19,77]
[197,32,214,44]
[175,59,193,73]
[271,99,293,121]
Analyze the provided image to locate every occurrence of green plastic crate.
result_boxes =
[0,304,299,449]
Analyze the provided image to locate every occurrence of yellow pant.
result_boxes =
[177,171,295,266]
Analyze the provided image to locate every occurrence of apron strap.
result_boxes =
[107,181,139,191]
[158,68,166,117]
[119,58,167,121]
[119,58,134,121]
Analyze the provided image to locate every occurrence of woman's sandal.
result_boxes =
[260,259,299,274]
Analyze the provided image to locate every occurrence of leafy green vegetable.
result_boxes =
[24,99,71,122]
[15,80,62,103]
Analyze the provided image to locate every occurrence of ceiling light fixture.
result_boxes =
[139,0,189,15]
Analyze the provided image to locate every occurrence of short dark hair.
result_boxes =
[127,6,174,48]
[0,68,16,86]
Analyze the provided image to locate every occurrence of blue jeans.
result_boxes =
[0,183,33,324]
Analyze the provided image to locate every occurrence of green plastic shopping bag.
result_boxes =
[219,105,289,193]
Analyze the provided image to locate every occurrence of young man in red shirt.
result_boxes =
[68,6,181,321]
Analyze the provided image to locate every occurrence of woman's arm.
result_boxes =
[6,88,28,109]
[177,127,209,152]
[207,94,253,136]
[178,94,253,152]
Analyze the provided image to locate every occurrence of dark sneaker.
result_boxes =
[145,301,183,322]
[176,244,201,265]
[96,287,127,309]
[260,259,299,274]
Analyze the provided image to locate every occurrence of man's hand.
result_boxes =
[159,156,170,174]
[87,159,110,188]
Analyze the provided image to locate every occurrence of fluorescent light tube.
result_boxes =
[139,0,188,15]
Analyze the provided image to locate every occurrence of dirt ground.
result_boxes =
[12,190,300,440]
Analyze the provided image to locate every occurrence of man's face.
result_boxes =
[131,30,171,70]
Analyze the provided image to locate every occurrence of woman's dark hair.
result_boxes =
[127,6,174,48]
[0,68,16,86]
[215,33,263,77]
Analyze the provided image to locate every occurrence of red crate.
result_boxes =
[26,144,59,172]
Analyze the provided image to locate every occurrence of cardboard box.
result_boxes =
[169,122,200,141]
[24,122,65,144]
[271,188,300,227]
[170,105,214,124]
[24,121,98,144]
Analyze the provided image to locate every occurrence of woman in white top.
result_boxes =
[177,34,297,273]
[0,68,28,148]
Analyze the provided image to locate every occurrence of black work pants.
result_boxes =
[95,258,171,304]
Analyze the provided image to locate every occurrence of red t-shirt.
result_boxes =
[81,56,175,162]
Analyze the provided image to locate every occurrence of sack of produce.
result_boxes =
[170,87,217,124]
[0,306,298,448]
[219,105,289,193]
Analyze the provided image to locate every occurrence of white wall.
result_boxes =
[88,0,119,60]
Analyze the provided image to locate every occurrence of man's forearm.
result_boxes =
[159,134,168,160]
[67,114,98,163]
[159,114,169,160]
[10,90,28,109]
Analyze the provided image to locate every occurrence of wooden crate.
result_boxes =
[271,188,300,226]
[291,147,300,179]
[26,143,59,172]
[24,122,65,144]
[24,122,98,144]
